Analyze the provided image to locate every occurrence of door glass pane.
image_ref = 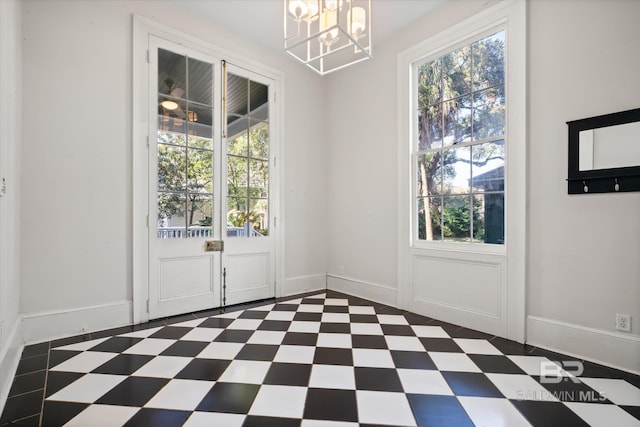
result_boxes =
[157,48,214,238]
[226,72,270,238]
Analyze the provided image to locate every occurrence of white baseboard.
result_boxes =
[22,301,133,345]
[281,274,326,298]
[0,316,23,416]
[527,315,640,375]
[327,275,398,308]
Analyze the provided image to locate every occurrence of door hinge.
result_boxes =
[146,299,150,312]
[274,216,277,228]
[273,156,277,167]
[146,50,150,63]
[146,135,150,147]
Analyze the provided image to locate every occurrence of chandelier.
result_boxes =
[284,0,372,75]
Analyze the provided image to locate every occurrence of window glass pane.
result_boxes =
[188,57,213,106]
[228,125,248,155]
[417,58,442,108]
[249,80,268,113]
[472,31,505,91]
[186,103,213,146]
[417,153,442,196]
[442,146,470,195]
[228,155,248,197]
[443,96,472,145]
[249,119,269,160]
[249,159,269,198]
[472,85,505,140]
[227,197,248,237]
[442,195,471,242]
[249,198,269,236]
[187,195,213,236]
[187,148,213,194]
[158,193,186,238]
[442,45,471,100]
[418,104,442,150]
[473,193,504,244]
[471,140,504,193]
[418,196,442,241]
[158,144,186,192]
[158,49,186,97]
[158,95,187,136]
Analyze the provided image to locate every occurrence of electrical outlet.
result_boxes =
[616,314,631,332]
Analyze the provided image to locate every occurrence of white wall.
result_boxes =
[20,0,327,339]
[326,0,639,372]
[0,0,23,410]
[526,0,640,372]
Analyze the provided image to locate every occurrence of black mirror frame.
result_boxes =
[567,107,640,194]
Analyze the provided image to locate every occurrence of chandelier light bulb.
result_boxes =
[349,6,366,38]
[288,0,308,20]
[319,9,339,46]
[324,0,343,11]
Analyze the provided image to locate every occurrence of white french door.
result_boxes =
[146,37,276,320]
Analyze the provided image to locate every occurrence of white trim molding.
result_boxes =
[22,301,132,345]
[327,275,397,308]
[527,315,640,375]
[0,317,22,416]
[281,274,326,298]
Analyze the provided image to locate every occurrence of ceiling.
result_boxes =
[164,0,447,53]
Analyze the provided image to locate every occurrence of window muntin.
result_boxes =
[157,48,214,239]
[415,31,505,244]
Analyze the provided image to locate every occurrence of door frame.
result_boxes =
[132,16,284,324]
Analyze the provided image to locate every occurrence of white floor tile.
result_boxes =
[306,293,326,299]
[249,385,307,418]
[218,360,270,384]
[325,298,349,306]
[579,377,640,406]
[297,304,324,313]
[122,338,176,355]
[301,421,358,427]
[309,365,355,390]
[352,348,395,368]
[566,402,640,427]
[180,327,223,342]
[64,404,139,427]
[317,333,352,349]
[216,311,242,318]
[385,336,425,352]
[49,351,117,373]
[507,355,566,376]
[144,379,214,410]
[273,345,316,364]
[54,337,109,351]
[47,374,126,403]
[428,352,482,373]
[458,396,532,427]
[227,318,263,330]
[348,306,376,315]
[350,323,383,336]
[247,330,286,345]
[265,311,296,321]
[410,325,450,338]
[288,321,321,333]
[117,327,163,338]
[196,342,244,360]
[397,369,454,395]
[183,411,245,427]
[486,373,559,401]
[170,319,206,328]
[377,314,409,325]
[249,304,274,311]
[356,390,417,426]
[454,338,502,355]
[321,313,350,323]
[132,356,192,378]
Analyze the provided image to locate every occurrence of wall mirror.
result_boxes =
[567,108,640,194]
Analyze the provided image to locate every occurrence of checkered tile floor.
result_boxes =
[3,291,640,426]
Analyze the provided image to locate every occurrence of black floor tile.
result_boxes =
[303,388,358,422]
[533,376,610,403]
[195,382,260,413]
[446,327,495,340]
[467,354,526,374]
[0,389,44,425]
[176,358,231,381]
[381,324,415,336]
[263,362,311,386]
[214,329,254,343]
[407,394,474,427]
[442,371,504,398]
[16,354,48,376]
[242,415,301,427]
[92,354,154,375]
[149,326,191,340]
[95,376,169,407]
[489,337,535,355]
[40,401,88,427]
[6,413,40,426]
[45,371,85,397]
[89,336,143,353]
[292,312,322,322]
[8,370,46,397]
[123,408,191,426]
[319,323,350,333]
[236,344,279,361]
[511,400,590,427]
[352,335,388,349]
[313,347,352,365]
[355,367,403,392]
[391,350,436,370]
[21,342,49,359]
[323,305,349,313]
[49,334,93,349]
[257,320,291,331]
[621,405,640,421]
[272,303,298,312]
[239,310,269,319]
[300,297,324,305]
[403,312,433,325]
[197,317,235,328]
[282,332,317,346]
[160,340,209,357]
[419,338,464,352]
[48,350,81,369]
[349,314,379,323]
[91,325,136,339]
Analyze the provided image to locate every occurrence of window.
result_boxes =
[414,31,505,244]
